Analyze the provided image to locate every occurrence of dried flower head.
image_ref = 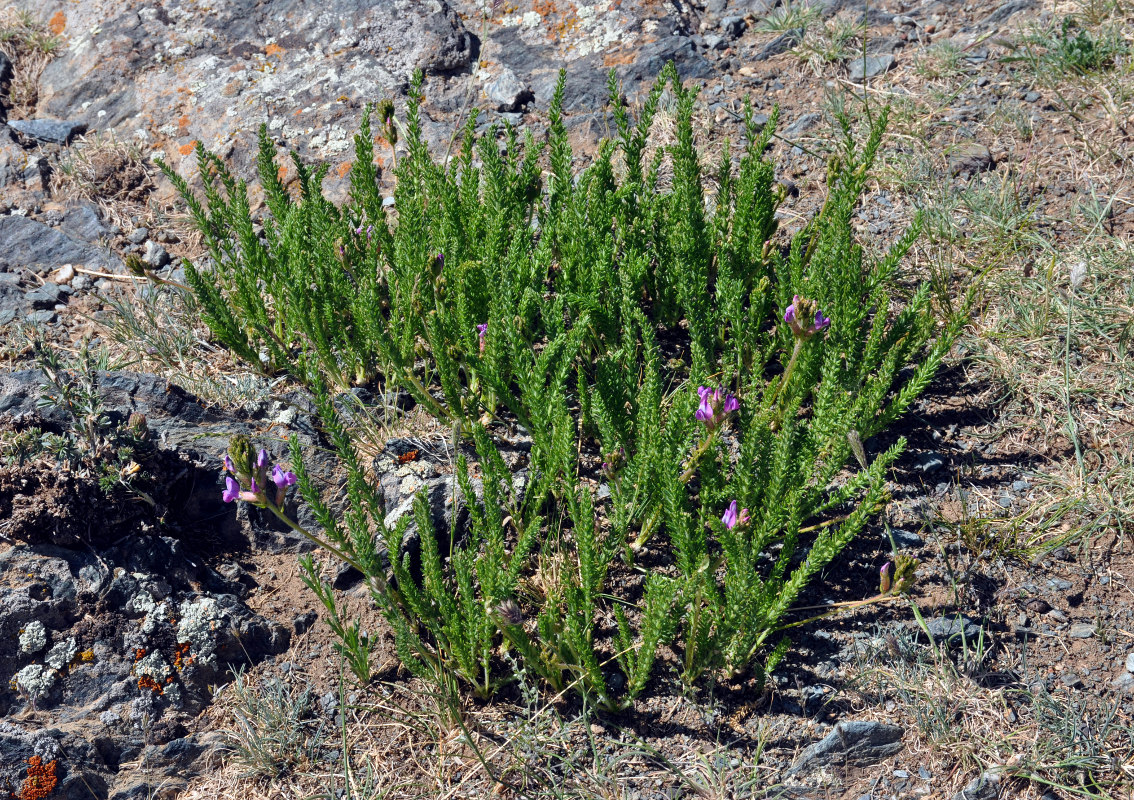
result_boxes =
[494,599,524,627]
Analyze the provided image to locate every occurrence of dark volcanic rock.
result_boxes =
[925,614,985,646]
[787,720,904,774]
[8,118,87,145]
[981,0,1033,27]
[0,214,121,273]
[754,29,803,61]
[0,537,289,797]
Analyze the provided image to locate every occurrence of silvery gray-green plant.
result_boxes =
[176,63,969,706]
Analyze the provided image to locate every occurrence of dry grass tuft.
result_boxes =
[53,133,157,225]
[0,9,62,118]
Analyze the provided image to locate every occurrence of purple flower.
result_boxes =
[256,449,270,470]
[354,223,365,235]
[222,476,241,503]
[879,561,893,594]
[476,322,488,353]
[784,295,831,339]
[223,455,235,474]
[784,295,799,326]
[721,500,750,530]
[271,465,298,488]
[694,386,740,431]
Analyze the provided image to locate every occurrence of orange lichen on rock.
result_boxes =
[20,756,58,800]
[265,43,285,56]
[177,115,191,134]
[178,140,199,156]
[137,675,164,694]
[48,12,66,35]
[335,161,352,178]
[173,642,194,671]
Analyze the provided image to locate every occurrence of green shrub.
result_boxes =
[164,64,967,707]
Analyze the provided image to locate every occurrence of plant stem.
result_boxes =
[264,501,367,575]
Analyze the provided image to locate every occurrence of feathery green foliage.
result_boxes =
[173,64,968,705]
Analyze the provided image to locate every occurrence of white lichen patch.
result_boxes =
[141,601,171,635]
[177,597,222,665]
[133,652,172,681]
[45,638,78,671]
[19,621,47,654]
[14,664,57,699]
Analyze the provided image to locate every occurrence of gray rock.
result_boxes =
[703,33,727,51]
[0,52,12,84]
[981,0,1032,27]
[128,227,150,244]
[485,68,532,113]
[1124,652,1134,673]
[948,143,993,176]
[143,240,171,268]
[1069,623,1095,639]
[22,154,50,192]
[787,720,904,775]
[61,203,109,242]
[721,16,747,38]
[783,113,822,138]
[848,54,895,82]
[1112,672,1134,692]
[0,127,28,189]
[912,451,945,473]
[0,215,121,273]
[926,615,984,646]
[953,772,1000,800]
[754,29,803,60]
[886,528,923,549]
[8,118,87,145]
[24,309,57,324]
[25,283,66,309]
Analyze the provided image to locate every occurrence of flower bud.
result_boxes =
[227,435,255,482]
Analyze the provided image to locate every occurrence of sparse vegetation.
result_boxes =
[0,9,61,117]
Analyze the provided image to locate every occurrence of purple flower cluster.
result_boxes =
[222,447,297,508]
[476,322,488,354]
[783,295,831,339]
[721,500,750,530]
[695,386,739,431]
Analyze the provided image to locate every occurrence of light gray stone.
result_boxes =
[953,772,1000,800]
[848,54,895,82]
[485,68,532,112]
